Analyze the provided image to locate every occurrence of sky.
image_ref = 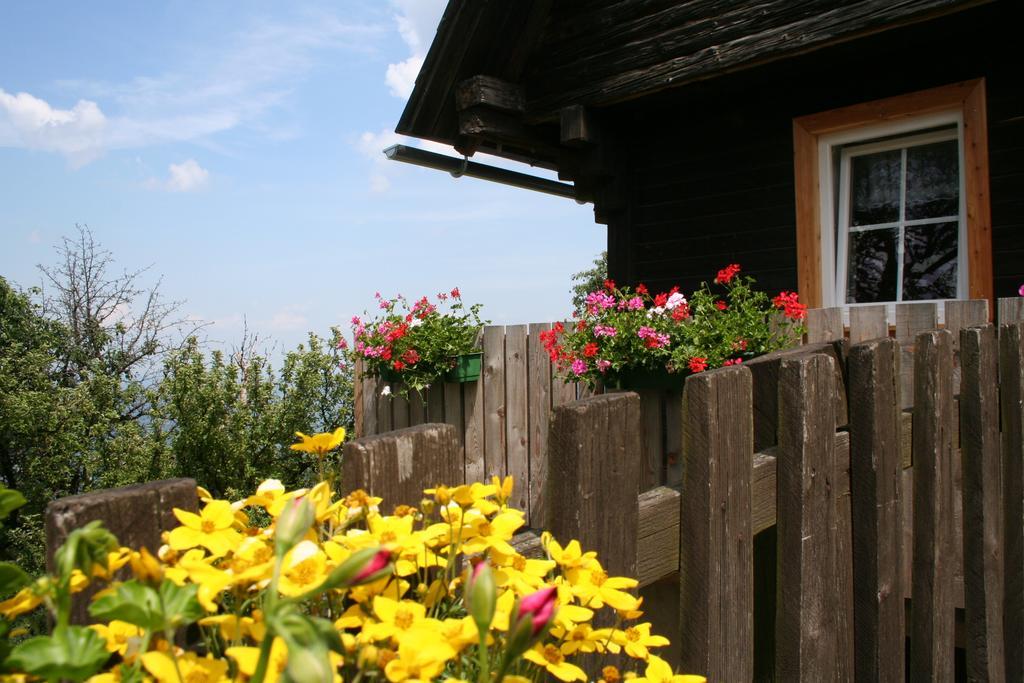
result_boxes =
[0,1,602,356]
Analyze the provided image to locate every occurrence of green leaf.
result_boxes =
[7,625,111,682]
[54,520,119,582]
[157,579,203,628]
[0,561,30,598]
[88,580,163,631]
[0,487,26,522]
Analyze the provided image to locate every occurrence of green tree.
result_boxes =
[570,251,608,314]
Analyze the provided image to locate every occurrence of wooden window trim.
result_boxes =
[793,79,992,312]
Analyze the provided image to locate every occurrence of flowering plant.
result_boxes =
[541,265,806,388]
[0,460,705,683]
[352,289,487,397]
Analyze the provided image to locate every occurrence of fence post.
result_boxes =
[1000,321,1024,683]
[961,324,1005,682]
[546,393,641,578]
[679,366,753,680]
[911,329,956,682]
[775,353,844,681]
[848,338,904,682]
[342,424,463,508]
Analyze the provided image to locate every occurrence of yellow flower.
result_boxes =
[227,638,289,683]
[570,563,640,612]
[437,616,479,653]
[609,622,670,659]
[383,634,455,682]
[492,475,514,505]
[365,596,431,643]
[200,614,262,644]
[554,622,607,656]
[0,586,42,620]
[90,620,142,657]
[141,651,229,683]
[290,427,346,456]
[129,547,164,584]
[632,655,706,683]
[523,643,587,682]
[544,536,597,581]
[461,510,524,557]
[167,500,242,557]
[495,553,555,594]
[278,540,329,597]
[178,556,234,612]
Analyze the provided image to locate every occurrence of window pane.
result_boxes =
[847,228,898,303]
[850,150,901,226]
[905,139,959,220]
[903,221,958,300]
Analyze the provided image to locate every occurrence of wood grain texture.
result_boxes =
[426,385,445,423]
[998,297,1024,325]
[463,379,485,484]
[944,300,989,350]
[775,354,841,682]
[848,338,904,682]
[362,373,378,437]
[999,321,1024,683]
[849,305,889,345]
[752,450,777,536]
[960,324,1005,682]
[963,80,993,309]
[408,390,426,426]
[910,330,956,682]
[637,485,680,586]
[546,393,641,579]
[679,366,753,681]
[482,326,506,478]
[391,394,410,430]
[504,325,529,510]
[806,307,843,343]
[639,390,665,489]
[895,303,938,410]
[341,424,463,509]
[353,358,364,436]
[664,389,683,487]
[527,323,553,527]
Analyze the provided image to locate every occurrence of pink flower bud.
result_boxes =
[517,585,556,636]
[352,548,392,583]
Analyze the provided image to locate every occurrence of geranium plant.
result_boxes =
[541,265,806,388]
[352,289,487,397]
[0,433,706,683]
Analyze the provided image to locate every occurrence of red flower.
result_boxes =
[603,279,616,291]
[451,287,461,299]
[381,348,392,361]
[654,293,668,307]
[723,357,744,366]
[715,300,727,311]
[671,303,691,321]
[392,360,405,371]
[688,357,708,373]
[576,320,587,331]
[772,291,807,320]
[636,283,649,295]
[402,349,420,364]
[715,263,741,284]
[669,285,680,296]
[583,342,599,358]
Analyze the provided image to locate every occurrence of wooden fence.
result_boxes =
[344,297,1024,681]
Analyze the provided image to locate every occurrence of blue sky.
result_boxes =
[0,1,602,355]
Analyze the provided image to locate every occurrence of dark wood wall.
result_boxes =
[604,2,1023,300]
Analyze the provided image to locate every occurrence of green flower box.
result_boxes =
[444,352,482,383]
[610,368,688,391]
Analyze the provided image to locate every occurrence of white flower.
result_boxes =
[665,292,687,310]
[381,385,391,397]
[409,318,423,327]
[648,306,665,318]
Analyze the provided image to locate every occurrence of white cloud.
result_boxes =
[1,12,385,165]
[268,307,308,332]
[0,89,107,166]
[145,159,210,192]
[385,0,446,99]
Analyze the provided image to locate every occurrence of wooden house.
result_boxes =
[396,0,1021,313]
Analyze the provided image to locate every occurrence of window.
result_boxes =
[836,128,964,304]
[792,79,991,311]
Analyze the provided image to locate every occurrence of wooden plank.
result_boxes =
[639,390,665,489]
[341,424,463,508]
[637,486,680,586]
[849,305,889,345]
[363,374,379,437]
[752,450,777,536]
[376,381,393,434]
[547,393,641,579]
[895,302,938,410]
[551,322,577,406]
[775,354,840,682]
[426,385,445,423]
[679,366,753,681]
[527,323,553,527]
[664,388,683,486]
[407,390,426,426]
[911,330,956,682]
[960,324,1005,682]
[963,81,993,310]
[454,75,525,113]
[848,338,904,683]
[391,394,410,430]
[999,321,1024,683]
[944,300,989,350]
[353,358,364,437]
[463,380,485,484]
[805,306,843,343]
[45,479,198,624]
[504,325,529,511]
[482,325,507,479]
[998,297,1024,325]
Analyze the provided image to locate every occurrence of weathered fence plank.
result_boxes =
[848,338,904,683]
[679,366,753,681]
[391,395,410,430]
[896,303,938,410]
[960,324,1005,682]
[998,297,1024,325]
[426,385,444,423]
[408,389,426,426]
[776,354,842,681]
[1000,321,1024,683]
[505,325,530,512]
[482,326,506,478]
[665,389,683,486]
[342,424,463,509]
[45,478,198,623]
[849,305,889,345]
[463,380,485,484]
[806,306,843,343]
[362,372,378,437]
[640,391,665,489]
[527,323,553,526]
[945,300,989,350]
[546,392,641,579]
[911,330,956,682]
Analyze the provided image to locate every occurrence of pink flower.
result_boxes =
[593,325,617,337]
[516,586,557,636]
[1019,284,1024,297]
[451,287,461,299]
[571,359,587,376]
[637,326,670,349]
[596,359,611,372]
[352,549,392,583]
[585,291,616,314]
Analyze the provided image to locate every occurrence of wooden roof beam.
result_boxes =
[455,76,525,114]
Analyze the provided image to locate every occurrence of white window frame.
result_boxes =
[816,111,967,312]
